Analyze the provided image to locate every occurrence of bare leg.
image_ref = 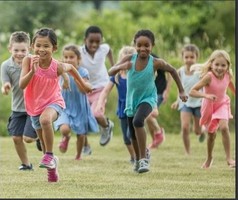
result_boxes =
[202,132,216,168]
[219,120,235,167]
[135,127,147,159]
[39,107,58,153]
[76,135,85,159]
[131,138,139,160]
[181,112,192,155]
[126,144,136,160]
[12,136,30,166]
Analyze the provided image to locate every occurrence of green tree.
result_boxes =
[0,1,76,36]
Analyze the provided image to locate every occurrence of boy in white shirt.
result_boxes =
[79,25,115,147]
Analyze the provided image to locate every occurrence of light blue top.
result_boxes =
[54,67,99,134]
[178,66,202,110]
[125,54,157,117]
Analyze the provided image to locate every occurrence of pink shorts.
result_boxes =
[87,87,106,119]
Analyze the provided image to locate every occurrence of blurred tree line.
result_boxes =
[0,1,235,136]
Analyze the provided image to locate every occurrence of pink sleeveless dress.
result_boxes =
[200,71,233,133]
[24,58,65,116]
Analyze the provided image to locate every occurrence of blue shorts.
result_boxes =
[179,105,201,117]
[7,111,37,138]
[31,104,63,130]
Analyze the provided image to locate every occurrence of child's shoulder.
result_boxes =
[1,57,12,67]
[100,43,110,51]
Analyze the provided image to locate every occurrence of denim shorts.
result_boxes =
[179,105,201,117]
[157,94,164,108]
[7,111,37,138]
[31,104,63,130]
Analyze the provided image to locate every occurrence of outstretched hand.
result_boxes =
[179,91,188,102]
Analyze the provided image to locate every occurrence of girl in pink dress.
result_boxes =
[19,28,92,182]
[189,50,235,169]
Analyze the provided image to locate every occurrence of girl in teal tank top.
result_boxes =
[125,53,157,117]
[108,29,187,174]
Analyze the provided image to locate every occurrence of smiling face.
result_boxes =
[84,33,102,55]
[9,42,29,65]
[134,36,153,59]
[32,36,56,60]
[211,56,229,79]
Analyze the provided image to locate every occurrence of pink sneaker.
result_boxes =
[148,128,165,149]
[47,156,59,182]
[58,135,70,153]
[39,154,57,169]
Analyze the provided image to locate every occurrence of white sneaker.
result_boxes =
[99,119,114,146]
[83,145,92,155]
[138,158,150,173]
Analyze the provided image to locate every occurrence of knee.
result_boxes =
[12,136,23,144]
[182,125,190,134]
[60,125,71,135]
[133,118,144,128]
[39,117,51,127]
[123,137,131,145]
[220,125,229,134]
[23,136,35,143]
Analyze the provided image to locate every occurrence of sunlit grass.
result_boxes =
[0,130,235,198]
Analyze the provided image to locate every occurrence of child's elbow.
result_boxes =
[19,81,25,90]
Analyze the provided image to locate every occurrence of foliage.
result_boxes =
[0,1,235,136]
[0,1,76,36]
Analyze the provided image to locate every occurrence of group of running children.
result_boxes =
[0,25,235,183]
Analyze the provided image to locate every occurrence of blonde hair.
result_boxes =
[191,49,233,78]
[115,46,136,84]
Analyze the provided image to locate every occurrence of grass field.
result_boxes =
[0,130,236,199]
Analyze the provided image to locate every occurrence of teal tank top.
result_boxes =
[125,54,157,117]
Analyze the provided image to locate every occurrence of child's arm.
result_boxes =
[228,79,235,96]
[95,81,114,114]
[162,72,172,103]
[61,72,71,91]
[1,63,11,95]
[107,48,115,67]
[19,55,39,89]
[155,59,187,102]
[1,82,11,95]
[108,55,133,76]
[189,74,216,100]
[170,69,181,109]
[58,62,92,93]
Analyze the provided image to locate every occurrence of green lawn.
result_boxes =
[0,130,235,198]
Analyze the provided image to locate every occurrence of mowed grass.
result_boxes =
[0,130,235,199]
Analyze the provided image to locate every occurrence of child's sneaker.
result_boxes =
[148,128,165,149]
[39,154,57,169]
[133,160,139,172]
[47,156,59,182]
[19,163,33,171]
[36,139,42,151]
[138,158,150,173]
[198,133,206,143]
[146,148,151,161]
[58,135,70,153]
[82,145,92,155]
[100,119,114,146]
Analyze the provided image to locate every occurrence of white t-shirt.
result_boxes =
[79,43,110,89]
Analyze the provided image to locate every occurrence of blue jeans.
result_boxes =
[120,118,132,145]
